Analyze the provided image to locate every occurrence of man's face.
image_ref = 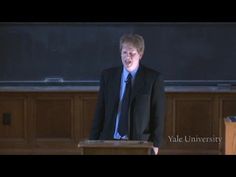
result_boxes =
[121,43,142,72]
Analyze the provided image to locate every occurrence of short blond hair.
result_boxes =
[120,34,145,55]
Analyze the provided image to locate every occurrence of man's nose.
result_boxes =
[126,53,132,58]
[126,55,131,60]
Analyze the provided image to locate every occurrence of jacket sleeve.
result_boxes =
[151,74,165,147]
[89,71,106,139]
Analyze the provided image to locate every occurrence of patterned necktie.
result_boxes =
[118,73,132,137]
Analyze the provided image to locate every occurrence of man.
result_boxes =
[89,34,165,155]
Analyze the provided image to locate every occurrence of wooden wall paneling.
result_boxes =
[171,93,219,153]
[0,93,28,149]
[80,92,98,140]
[1,90,234,154]
[32,93,75,149]
[74,94,82,143]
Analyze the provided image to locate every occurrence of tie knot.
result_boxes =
[126,73,132,83]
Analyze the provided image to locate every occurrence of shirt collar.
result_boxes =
[122,65,139,80]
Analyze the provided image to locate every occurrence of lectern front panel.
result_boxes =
[78,140,153,155]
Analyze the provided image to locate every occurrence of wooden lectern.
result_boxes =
[224,118,236,155]
[78,140,153,155]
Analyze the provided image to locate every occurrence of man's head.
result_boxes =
[120,34,145,72]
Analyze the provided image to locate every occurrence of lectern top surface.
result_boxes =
[78,140,153,148]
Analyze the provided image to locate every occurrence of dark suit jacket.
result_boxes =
[89,64,165,147]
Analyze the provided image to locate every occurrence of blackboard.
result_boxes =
[1,23,236,84]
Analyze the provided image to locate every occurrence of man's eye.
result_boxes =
[130,52,136,56]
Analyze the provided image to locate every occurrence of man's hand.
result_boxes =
[153,147,159,155]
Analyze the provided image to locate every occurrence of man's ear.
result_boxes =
[139,53,143,60]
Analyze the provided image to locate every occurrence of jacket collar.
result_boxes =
[130,64,145,102]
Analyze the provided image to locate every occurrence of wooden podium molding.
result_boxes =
[78,140,153,155]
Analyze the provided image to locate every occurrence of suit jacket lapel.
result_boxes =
[131,65,145,103]
[110,67,122,121]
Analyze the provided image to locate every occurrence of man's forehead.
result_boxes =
[122,44,137,51]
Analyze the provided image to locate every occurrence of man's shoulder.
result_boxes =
[141,65,162,77]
